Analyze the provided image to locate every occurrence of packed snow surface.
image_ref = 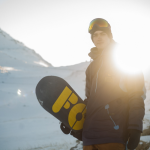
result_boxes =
[0,28,150,150]
[0,62,89,150]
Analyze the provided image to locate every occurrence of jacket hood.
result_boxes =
[88,40,116,60]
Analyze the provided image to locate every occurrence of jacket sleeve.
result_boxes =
[84,64,91,105]
[126,72,146,132]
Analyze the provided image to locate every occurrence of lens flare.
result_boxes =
[17,89,21,95]
[113,44,144,74]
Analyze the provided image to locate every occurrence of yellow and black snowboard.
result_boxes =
[36,76,86,132]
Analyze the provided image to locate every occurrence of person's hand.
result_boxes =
[70,130,82,141]
[127,129,141,150]
[60,123,71,134]
[60,123,82,141]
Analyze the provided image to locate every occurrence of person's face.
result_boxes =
[92,30,111,50]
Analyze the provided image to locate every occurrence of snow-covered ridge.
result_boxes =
[0,28,52,68]
[0,28,90,150]
[0,28,26,49]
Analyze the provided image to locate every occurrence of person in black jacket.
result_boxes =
[61,18,146,150]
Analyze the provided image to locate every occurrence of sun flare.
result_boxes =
[113,44,149,74]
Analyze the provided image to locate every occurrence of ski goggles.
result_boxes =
[88,18,109,33]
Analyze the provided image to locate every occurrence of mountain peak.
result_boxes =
[0,28,52,68]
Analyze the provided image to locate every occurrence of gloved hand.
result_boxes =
[70,130,83,141]
[60,123,83,141]
[127,129,141,150]
[60,99,87,140]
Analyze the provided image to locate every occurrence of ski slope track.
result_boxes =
[0,28,149,150]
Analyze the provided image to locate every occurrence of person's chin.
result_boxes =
[97,45,104,50]
[97,43,108,50]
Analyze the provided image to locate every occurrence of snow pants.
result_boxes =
[83,143,125,150]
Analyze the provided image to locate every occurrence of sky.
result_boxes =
[0,0,150,67]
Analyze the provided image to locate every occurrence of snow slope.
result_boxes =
[0,28,52,68]
[0,62,89,150]
[0,28,90,150]
[0,28,149,150]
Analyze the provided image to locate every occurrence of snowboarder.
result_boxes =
[61,18,146,150]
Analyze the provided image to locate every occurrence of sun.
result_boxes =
[113,44,148,74]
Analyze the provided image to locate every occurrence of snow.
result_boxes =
[0,64,89,150]
[143,90,150,130]
[0,28,52,68]
[141,136,150,143]
[0,28,150,150]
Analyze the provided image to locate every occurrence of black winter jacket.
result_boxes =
[82,41,146,146]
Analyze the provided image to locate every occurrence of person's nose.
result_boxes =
[97,34,102,40]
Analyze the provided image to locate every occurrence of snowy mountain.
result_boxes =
[0,28,52,68]
[0,28,149,150]
[0,28,90,150]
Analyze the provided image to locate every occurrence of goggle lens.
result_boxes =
[88,19,109,32]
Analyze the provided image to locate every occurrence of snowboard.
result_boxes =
[35,76,86,132]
